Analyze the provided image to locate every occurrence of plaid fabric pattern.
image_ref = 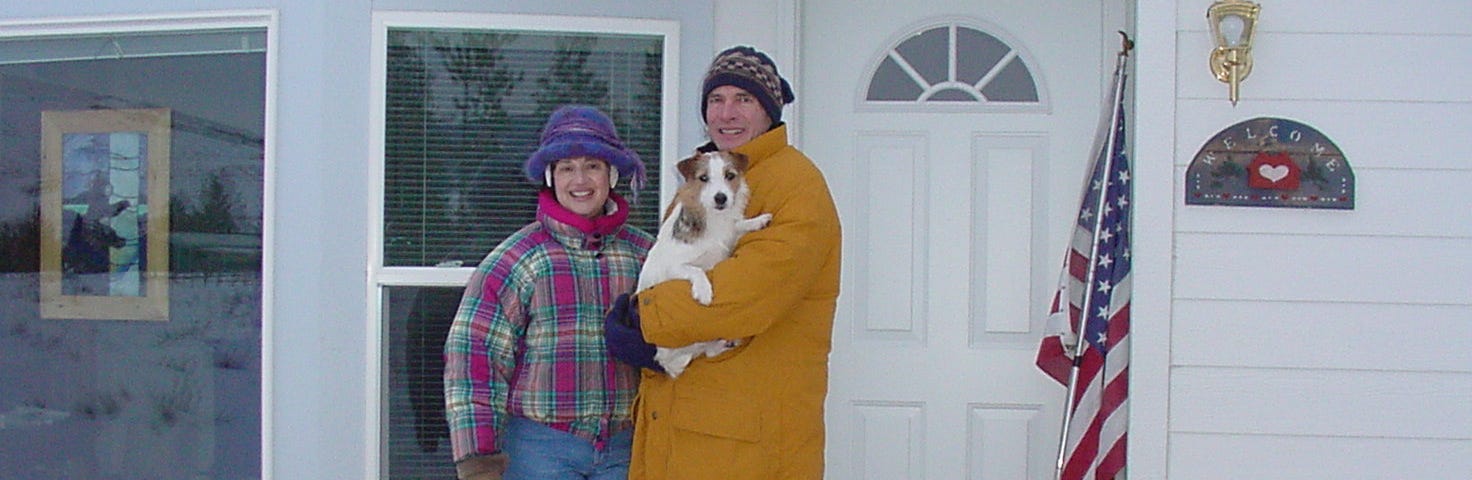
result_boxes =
[444,204,652,462]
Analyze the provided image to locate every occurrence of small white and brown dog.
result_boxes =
[635,150,771,378]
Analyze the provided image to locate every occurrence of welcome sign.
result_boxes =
[1186,117,1354,210]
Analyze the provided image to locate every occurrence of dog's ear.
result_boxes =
[676,154,702,181]
[727,152,750,173]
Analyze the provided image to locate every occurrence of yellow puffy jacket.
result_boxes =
[631,124,842,480]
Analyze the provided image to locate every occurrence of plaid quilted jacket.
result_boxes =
[444,190,653,463]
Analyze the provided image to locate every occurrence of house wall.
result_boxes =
[6,0,1468,477]
[1135,0,1472,478]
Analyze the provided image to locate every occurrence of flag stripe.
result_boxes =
[1037,58,1131,480]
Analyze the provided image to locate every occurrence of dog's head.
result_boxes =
[676,151,750,212]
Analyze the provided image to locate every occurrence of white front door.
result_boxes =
[800,1,1126,478]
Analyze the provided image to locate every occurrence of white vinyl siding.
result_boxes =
[1145,0,1472,478]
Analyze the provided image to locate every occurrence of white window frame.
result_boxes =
[365,10,679,478]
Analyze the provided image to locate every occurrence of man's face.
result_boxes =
[704,85,773,150]
[550,156,612,219]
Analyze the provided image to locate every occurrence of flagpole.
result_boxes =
[1053,31,1132,480]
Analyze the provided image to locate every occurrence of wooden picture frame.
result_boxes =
[39,108,171,321]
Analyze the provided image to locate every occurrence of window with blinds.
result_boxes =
[375,16,672,479]
[384,285,461,478]
[383,28,664,268]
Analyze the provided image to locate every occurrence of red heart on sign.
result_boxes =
[1247,152,1301,190]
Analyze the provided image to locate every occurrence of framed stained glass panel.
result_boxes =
[39,108,172,320]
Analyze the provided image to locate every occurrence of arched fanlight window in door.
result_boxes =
[864,20,1045,110]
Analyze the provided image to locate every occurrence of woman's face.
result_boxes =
[551,156,613,219]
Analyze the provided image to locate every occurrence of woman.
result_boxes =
[445,105,654,480]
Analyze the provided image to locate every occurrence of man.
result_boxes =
[605,45,842,479]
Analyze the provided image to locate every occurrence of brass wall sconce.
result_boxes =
[1207,0,1260,105]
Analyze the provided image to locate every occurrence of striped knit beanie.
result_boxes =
[701,45,795,126]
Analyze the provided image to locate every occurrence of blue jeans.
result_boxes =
[502,417,632,480]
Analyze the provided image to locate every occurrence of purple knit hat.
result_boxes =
[701,45,795,125]
[524,105,647,195]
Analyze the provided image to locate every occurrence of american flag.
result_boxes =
[1035,79,1130,480]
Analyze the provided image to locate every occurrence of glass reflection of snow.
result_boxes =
[60,130,148,297]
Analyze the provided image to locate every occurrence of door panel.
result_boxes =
[800,2,1113,478]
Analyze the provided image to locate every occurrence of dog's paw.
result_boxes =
[698,340,733,359]
[655,348,692,378]
[690,277,713,305]
[740,213,773,232]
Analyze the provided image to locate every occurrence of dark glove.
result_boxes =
[456,452,507,480]
[604,293,665,373]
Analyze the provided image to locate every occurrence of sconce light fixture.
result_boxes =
[1207,0,1260,106]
